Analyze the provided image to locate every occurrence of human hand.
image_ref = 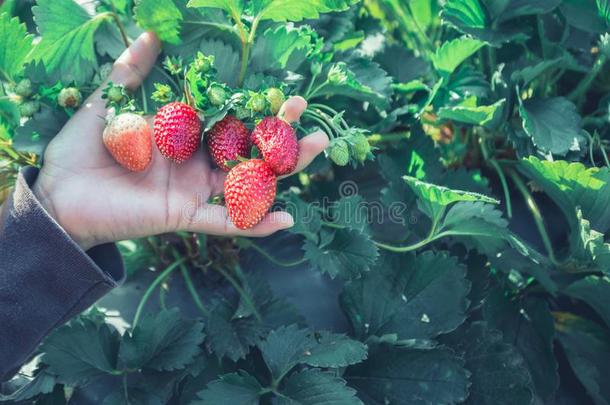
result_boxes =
[31,32,329,251]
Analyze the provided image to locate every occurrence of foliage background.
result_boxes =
[2,0,610,404]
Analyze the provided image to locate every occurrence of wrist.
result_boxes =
[31,177,93,251]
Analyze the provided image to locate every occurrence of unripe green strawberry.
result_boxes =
[235,106,250,120]
[58,87,82,109]
[19,100,40,117]
[265,88,285,115]
[15,79,33,98]
[328,63,348,85]
[207,84,228,106]
[251,116,299,175]
[107,86,125,104]
[352,133,370,162]
[193,52,214,73]
[103,113,153,172]
[329,139,350,166]
[224,159,277,230]
[247,93,267,113]
[154,102,202,163]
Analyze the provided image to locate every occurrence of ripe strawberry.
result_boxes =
[154,102,202,163]
[103,113,152,172]
[224,159,277,230]
[251,116,299,175]
[207,115,251,171]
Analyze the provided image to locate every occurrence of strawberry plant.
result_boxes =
[3,0,610,404]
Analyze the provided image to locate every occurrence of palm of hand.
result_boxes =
[32,33,327,251]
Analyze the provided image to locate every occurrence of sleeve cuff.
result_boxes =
[0,167,125,381]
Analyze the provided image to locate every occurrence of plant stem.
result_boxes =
[215,266,262,322]
[181,265,210,317]
[242,239,308,267]
[303,111,336,139]
[568,55,606,103]
[109,4,130,48]
[508,170,559,265]
[372,212,442,253]
[479,136,512,218]
[132,257,187,328]
[237,15,261,86]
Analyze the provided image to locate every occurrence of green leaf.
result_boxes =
[205,299,266,361]
[0,13,34,80]
[187,0,244,17]
[483,290,559,401]
[598,0,610,25]
[519,157,610,233]
[302,330,368,368]
[30,0,109,83]
[345,344,469,405]
[199,39,240,87]
[341,251,470,341]
[432,37,486,77]
[438,201,509,254]
[510,58,565,86]
[495,0,561,22]
[250,25,314,73]
[13,104,68,154]
[443,322,534,405]
[560,0,607,33]
[316,58,393,110]
[258,325,367,380]
[437,97,505,127]
[404,175,499,221]
[303,228,379,279]
[442,0,487,29]
[565,276,610,330]
[195,371,262,405]
[0,370,57,402]
[283,192,322,241]
[134,0,183,45]
[330,195,370,233]
[276,369,363,405]
[518,97,584,156]
[119,309,205,371]
[40,318,120,385]
[252,0,358,22]
[570,208,610,272]
[555,314,610,405]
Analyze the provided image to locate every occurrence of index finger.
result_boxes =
[73,32,161,123]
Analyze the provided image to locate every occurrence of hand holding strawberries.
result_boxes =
[31,32,329,251]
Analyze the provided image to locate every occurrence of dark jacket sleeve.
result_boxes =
[0,167,125,381]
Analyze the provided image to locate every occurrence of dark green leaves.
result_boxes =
[30,0,109,83]
[251,0,358,22]
[341,251,470,340]
[276,369,363,405]
[565,276,610,329]
[303,228,379,279]
[346,344,469,405]
[195,371,262,405]
[518,97,584,156]
[40,318,120,385]
[0,13,34,80]
[134,0,183,44]
[119,309,205,371]
[444,322,534,405]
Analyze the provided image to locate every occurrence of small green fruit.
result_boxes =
[329,139,350,166]
[194,52,214,73]
[352,133,370,162]
[19,100,40,117]
[58,87,82,109]
[207,84,228,106]
[107,86,125,104]
[235,106,250,120]
[265,88,285,115]
[248,93,267,113]
[15,79,33,98]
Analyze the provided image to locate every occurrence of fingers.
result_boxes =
[283,130,329,177]
[279,96,308,123]
[107,32,161,91]
[181,203,294,237]
[74,32,161,123]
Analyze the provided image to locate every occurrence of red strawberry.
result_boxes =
[207,115,251,171]
[103,113,152,172]
[251,116,299,175]
[154,102,202,163]
[224,159,277,230]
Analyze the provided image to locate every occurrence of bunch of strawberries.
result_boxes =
[102,102,299,230]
